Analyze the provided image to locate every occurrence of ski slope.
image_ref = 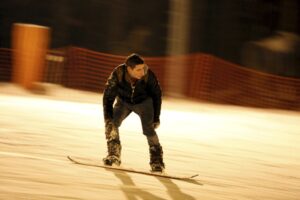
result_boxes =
[0,84,299,200]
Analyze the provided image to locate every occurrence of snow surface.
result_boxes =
[0,83,300,200]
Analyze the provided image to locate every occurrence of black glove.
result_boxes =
[153,119,160,129]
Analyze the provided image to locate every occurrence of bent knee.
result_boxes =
[142,125,156,136]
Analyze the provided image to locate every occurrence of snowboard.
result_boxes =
[67,156,199,181]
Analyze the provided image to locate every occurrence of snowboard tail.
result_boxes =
[67,156,199,181]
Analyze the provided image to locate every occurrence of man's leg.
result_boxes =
[133,98,165,171]
[104,98,131,166]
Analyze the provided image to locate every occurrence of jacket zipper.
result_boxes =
[131,85,135,103]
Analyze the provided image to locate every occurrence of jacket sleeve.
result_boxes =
[103,70,118,122]
[147,70,162,122]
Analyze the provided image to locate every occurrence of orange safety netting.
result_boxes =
[0,48,12,82]
[1,47,300,110]
[52,47,167,93]
[186,54,300,109]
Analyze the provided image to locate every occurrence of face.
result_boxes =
[127,64,146,80]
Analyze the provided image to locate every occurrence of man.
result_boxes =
[102,53,165,172]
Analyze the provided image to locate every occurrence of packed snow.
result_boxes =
[0,83,299,200]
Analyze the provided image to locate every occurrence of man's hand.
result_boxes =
[153,121,160,129]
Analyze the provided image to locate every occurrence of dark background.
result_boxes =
[0,0,299,64]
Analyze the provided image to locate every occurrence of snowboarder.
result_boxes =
[102,53,165,172]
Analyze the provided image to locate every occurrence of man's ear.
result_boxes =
[144,64,149,73]
[127,66,134,77]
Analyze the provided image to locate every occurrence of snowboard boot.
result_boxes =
[103,139,121,166]
[149,144,165,172]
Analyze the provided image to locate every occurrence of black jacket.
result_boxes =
[103,64,162,123]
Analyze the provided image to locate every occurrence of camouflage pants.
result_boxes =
[105,97,160,147]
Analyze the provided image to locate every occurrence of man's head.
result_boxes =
[125,53,147,80]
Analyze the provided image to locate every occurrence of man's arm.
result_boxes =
[147,70,162,125]
[103,70,118,122]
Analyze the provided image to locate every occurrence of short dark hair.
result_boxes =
[125,53,144,68]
